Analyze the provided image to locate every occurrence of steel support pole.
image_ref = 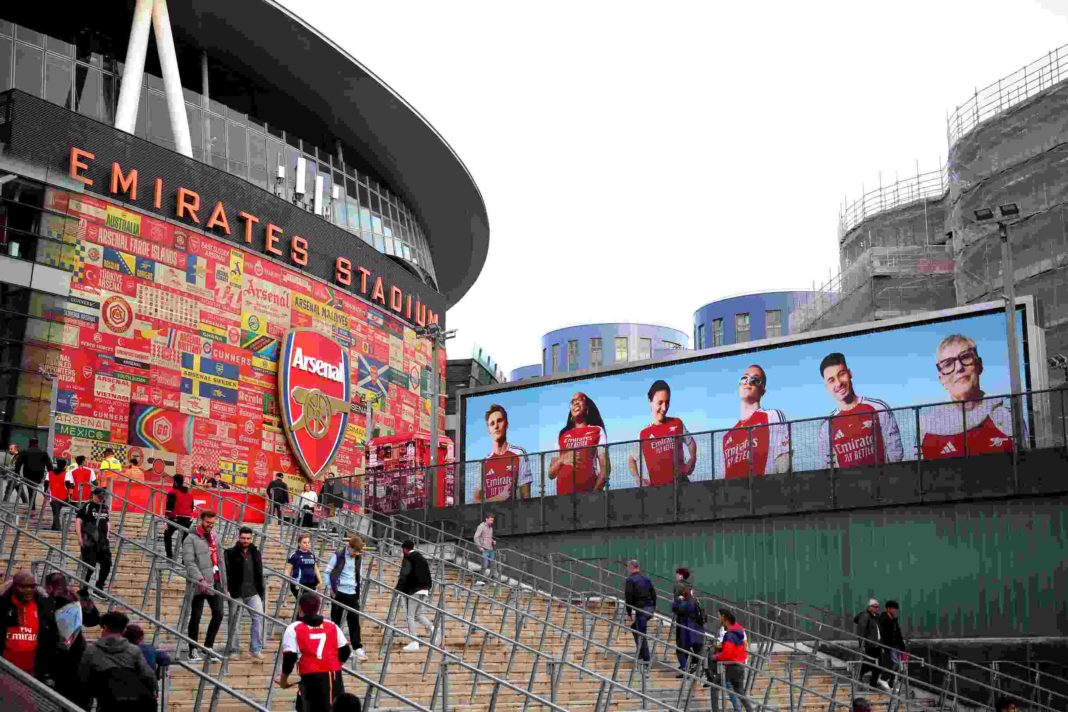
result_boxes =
[1000,222,1025,452]
[429,335,440,467]
[151,0,193,157]
[115,0,153,133]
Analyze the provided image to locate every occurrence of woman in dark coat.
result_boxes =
[670,584,705,675]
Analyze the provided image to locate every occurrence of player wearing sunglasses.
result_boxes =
[919,334,1017,459]
[718,365,790,479]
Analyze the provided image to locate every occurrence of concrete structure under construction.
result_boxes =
[794,44,1068,385]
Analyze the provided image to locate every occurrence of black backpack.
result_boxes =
[99,666,155,709]
[693,600,707,627]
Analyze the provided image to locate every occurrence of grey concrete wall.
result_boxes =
[840,196,948,271]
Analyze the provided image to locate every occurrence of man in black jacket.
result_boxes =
[624,559,657,663]
[44,572,100,706]
[78,610,157,710]
[878,600,907,687]
[0,572,58,682]
[75,487,112,596]
[395,540,434,652]
[265,472,290,523]
[14,438,52,513]
[224,527,266,661]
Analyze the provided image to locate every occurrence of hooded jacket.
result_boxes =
[713,622,748,664]
[670,598,706,648]
[77,635,157,706]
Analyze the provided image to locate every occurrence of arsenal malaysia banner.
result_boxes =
[279,329,352,480]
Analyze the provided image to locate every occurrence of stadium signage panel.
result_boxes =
[279,329,351,480]
[67,147,440,328]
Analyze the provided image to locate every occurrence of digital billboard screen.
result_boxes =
[460,303,1041,502]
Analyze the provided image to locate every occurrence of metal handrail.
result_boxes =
[995,660,1068,687]
[948,43,1068,145]
[0,475,571,712]
[951,658,1068,706]
[0,656,86,711]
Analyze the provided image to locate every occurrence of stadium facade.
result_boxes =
[0,3,488,488]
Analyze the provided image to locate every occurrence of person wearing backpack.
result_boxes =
[77,610,157,711]
[671,585,706,677]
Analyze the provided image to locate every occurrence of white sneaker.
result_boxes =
[402,641,421,652]
[354,647,367,661]
[877,680,891,691]
[474,581,486,586]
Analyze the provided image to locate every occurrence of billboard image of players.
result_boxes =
[627,380,696,487]
[816,353,904,467]
[717,365,789,479]
[548,392,609,494]
[919,334,1017,459]
[474,405,532,502]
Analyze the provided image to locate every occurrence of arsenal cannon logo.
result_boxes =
[279,329,352,480]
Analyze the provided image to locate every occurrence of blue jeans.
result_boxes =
[481,549,497,579]
[631,607,653,662]
[227,594,264,654]
[723,664,753,712]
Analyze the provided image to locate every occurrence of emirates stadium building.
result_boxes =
[0,2,488,489]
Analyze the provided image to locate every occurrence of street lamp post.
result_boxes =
[975,204,1025,450]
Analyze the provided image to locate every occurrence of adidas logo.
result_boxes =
[941,442,956,455]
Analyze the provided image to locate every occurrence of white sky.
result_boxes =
[282,0,1068,376]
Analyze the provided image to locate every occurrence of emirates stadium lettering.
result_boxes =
[68,146,439,327]
[290,348,345,384]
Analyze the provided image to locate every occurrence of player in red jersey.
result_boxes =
[920,334,1019,459]
[627,380,697,487]
[717,365,790,479]
[548,393,609,494]
[276,593,351,711]
[65,456,97,503]
[475,405,532,502]
[817,353,904,467]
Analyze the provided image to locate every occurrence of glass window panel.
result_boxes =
[346,199,360,231]
[44,53,73,108]
[639,338,652,360]
[14,43,43,97]
[0,21,12,36]
[358,184,370,209]
[147,90,173,149]
[375,235,385,252]
[227,122,247,177]
[371,215,383,234]
[185,104,203,161]
[361,231,373,245]
[551,344,559,373]
[735,313,750,343]
[46,35,73,57]
[383,238,395,256]
[590,338,602,368]
[267,139,285,182]
[134,85,148,137]
[248,131,267,188]
[359,209,372,231]
[75,31,103,67]
[0,37,14,92]
[696,324,705,350]
[567,340,578,370]
[765,310,782,339]
[15,26,43,46]
[712,319,723,346]
[345,176,357,199]
[614,337,628,362]
[208,113,226,169]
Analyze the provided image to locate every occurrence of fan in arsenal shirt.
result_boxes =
[548,393,610,494]
[919,334,1019,459]
[474,405,532,502]
[627,380,697,487]
[717,365,790,479]
[816,353,904,468]
[276,593,351,711]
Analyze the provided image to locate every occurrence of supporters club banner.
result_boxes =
[462,304,1040,499]
[31,187,440,487]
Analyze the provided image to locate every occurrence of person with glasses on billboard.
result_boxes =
[628,380,697,487]
[548,393,609,494]
[474,405,532,502]
[920,334,1017,459]
[718,366,790,479]
[817,353,904,468]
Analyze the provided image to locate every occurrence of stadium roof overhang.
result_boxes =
[6,1,489,307]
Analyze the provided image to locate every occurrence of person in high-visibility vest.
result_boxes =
[97,448,123,489]
[66,455,97,503]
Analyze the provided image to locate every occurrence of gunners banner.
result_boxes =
[279,329,351,480]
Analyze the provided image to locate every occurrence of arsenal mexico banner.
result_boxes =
[279,329,352,480]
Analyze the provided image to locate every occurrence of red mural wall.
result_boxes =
[28,189,444,495]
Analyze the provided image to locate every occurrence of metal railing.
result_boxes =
[838,166,949,237]
[0,656,85,711]
[948,43,1068,145]
[340,387,1066,516]
[950,659,1068,711]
